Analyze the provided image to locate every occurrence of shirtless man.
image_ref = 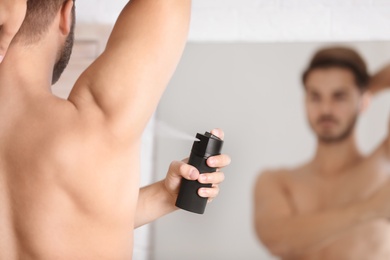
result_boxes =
[0,0,230,259]
[254,46,390,259]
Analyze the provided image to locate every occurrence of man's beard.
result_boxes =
[52,10,75,85]
[312,112,358,144]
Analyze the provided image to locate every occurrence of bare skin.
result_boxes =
[254,66,390,260]
[0,0,231,259]
[0,0,26,62]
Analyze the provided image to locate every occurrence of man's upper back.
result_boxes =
[0,0,192,258]
[0,94,140,259]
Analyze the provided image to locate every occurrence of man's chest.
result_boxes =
[287,163,389,214]
[284,161,390,259]
[300,220,390,260]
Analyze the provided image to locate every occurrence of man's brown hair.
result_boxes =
[302,46,370,92]
[16,0,75,44]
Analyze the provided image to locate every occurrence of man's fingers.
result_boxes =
[168,160,199,180]
[198,185,220,199]
[207,154,231,168]
[211,128,224,140]
[181,157,189,164]
[198,171,225,185]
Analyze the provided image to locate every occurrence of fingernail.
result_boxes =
[208,158,216,167]
[189,169,198,180]
[200,175,208,182]
[199,188,209,196]
[211,129,220,137]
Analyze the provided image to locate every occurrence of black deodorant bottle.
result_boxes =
[175,132,224,214]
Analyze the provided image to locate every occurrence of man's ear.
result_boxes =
[59,0,74,36]
[359,91,371,113]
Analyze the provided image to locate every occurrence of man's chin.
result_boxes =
[315,129,341,142]
[318,136,339,143]
[317,131,349,143]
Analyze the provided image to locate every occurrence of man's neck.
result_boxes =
[312,133,363,177]
[0,41,56,100]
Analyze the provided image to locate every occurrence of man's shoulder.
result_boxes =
[257,164,306,179]
[255,163,309,189]
[255,168,290,187]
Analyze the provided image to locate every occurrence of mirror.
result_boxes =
[151,42,390,259]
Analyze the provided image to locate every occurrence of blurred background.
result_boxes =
[53,1,390,259]
[152,42,390,260]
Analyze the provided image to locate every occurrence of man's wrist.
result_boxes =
[158,180,179,212]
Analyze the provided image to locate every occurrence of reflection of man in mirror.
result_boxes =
[254,46,390,259]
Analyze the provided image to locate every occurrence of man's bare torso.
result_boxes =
[274,144,390,260]
[0,0,194,258]
[0,93,139,259]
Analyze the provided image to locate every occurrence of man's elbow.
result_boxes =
[264,240,294,258]
[258,234,299,258]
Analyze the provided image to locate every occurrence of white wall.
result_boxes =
[77,0,390,42]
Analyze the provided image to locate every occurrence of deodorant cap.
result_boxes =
[192,132,223,158]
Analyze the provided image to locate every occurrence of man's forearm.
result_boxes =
[135,181,178,228]
[369,64,390,94]
[368,64,390,158]
[259,200,377,257]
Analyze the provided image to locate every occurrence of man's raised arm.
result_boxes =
[0,0,27,62]
[367,64,390,158]
[69,0,191,138]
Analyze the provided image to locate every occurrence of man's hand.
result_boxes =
[135,128,230,227]
[164,129,231,203]
[0,0,27,62]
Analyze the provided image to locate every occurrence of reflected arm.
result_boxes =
[369,64,390,94]
[253,171,377,258]
[367,64,390,158]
